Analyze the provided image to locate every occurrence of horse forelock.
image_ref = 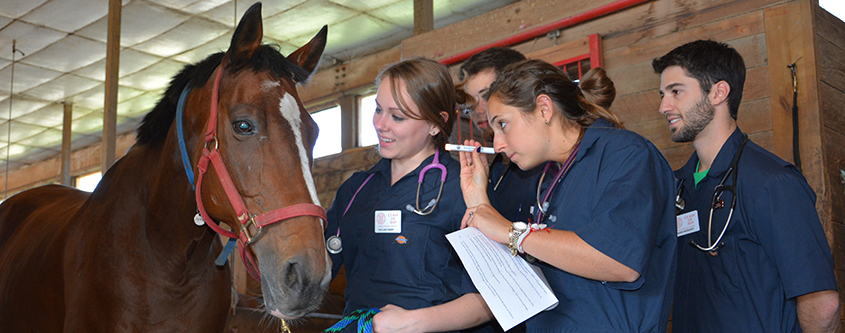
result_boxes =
[135,44,310,147]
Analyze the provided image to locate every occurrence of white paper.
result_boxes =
[446,227,559,331]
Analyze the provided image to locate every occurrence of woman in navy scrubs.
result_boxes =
[460,60,677,332]
[325,58,491,333]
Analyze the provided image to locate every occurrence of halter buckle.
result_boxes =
[240,215,263,245]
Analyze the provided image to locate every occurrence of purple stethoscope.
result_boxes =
[326,150,447,254]
[531,143,580,224]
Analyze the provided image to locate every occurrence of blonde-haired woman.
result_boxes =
[325,58,491,333]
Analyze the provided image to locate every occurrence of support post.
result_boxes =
[414,0,434,35]
[102,0,121,172]
[61,102,72,186]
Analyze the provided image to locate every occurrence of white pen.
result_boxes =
[445,144,496,154]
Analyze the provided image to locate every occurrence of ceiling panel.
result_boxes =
[21,35,106,73]
[17,127,62,148]
[14,103,93,128]
[21,74,102,102]
[0,121,50,143]
[0,0,49,19]
[117,90,163,117]
[0,62,63,94]
[20,0,109,33]
[76,0,190,46]
[119,59,186,91]
[129,16,229,57]
[0,20,67,62]
[263,0,357,43]
[328,0,404,12]
[71,48,165,81]
[0,0,520,173]
[0,97,51,120]
[201,0,308,26]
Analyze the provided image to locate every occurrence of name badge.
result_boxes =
[375,210,401,233]
[676,210,700,237]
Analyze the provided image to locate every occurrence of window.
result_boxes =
[75,172,102,192]
[311,105,342,158]
[358,93,378,147]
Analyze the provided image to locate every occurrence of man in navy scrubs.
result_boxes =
[458,47,543,223]
[653,40,840,332]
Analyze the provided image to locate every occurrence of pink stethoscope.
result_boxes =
[326,149,447,254]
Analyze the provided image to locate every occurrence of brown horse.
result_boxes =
[0,3,331,332]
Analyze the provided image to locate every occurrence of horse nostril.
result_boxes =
[283,260,301,290]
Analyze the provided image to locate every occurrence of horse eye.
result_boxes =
[232,120,255,134]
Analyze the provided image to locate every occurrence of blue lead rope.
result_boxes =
[176,86,237,266]
[323,308,380,333]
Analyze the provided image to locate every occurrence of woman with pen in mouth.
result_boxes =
[458,59,678,332]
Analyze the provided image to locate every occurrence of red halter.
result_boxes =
[194,66,327,281]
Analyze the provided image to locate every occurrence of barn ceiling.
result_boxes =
[0,0,517,172]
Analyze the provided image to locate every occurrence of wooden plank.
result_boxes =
[816,38,845,94]
[413,0,434,35]
[102,0,121,172]
[298,47,400,107]
[764,0,824,197]
[61,103,72,186]
[611,88,662,125]
[401,0,619,60]
[339,95,357,150]
[610,60,661,97]
[525,36,591,65]
[820,82,845,137]
[823,129,845,225]
[600,0,781,51]
[736,98,772,134]
[603,10,765,70]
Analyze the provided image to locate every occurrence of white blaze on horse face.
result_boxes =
[278,92,322,209]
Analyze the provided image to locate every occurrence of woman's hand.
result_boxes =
[373,304,420,333]
[459,139,491,207]
[462,204,511,244]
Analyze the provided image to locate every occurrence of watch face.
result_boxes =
[513,221,528,231]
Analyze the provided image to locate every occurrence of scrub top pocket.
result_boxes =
[371,227,431,285]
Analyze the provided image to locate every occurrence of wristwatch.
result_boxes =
[508,222,528,256]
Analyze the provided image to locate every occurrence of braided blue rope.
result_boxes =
[323,308,380,333]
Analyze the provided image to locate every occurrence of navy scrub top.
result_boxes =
[529,119,677,332]
[488,153,544,223]
[672,128,837,332]
[325,150,472,318]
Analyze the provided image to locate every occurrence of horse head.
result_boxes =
[176,3,330,319]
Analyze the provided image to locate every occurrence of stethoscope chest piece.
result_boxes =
[327,235,342,254]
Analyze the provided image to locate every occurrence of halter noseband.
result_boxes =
[176,65,327,282]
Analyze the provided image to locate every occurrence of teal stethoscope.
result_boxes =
[326,149,447,254]
[677,134,748,255]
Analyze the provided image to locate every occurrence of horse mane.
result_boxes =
[135,44,312,146]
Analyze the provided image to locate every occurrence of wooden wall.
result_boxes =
[815,0,845,319]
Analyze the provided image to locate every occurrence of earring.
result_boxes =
[545,119,549,124]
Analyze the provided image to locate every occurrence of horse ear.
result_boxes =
[287,25,327,78]
[226,2,263,67]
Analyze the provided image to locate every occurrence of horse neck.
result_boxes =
[104,139,219,266]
